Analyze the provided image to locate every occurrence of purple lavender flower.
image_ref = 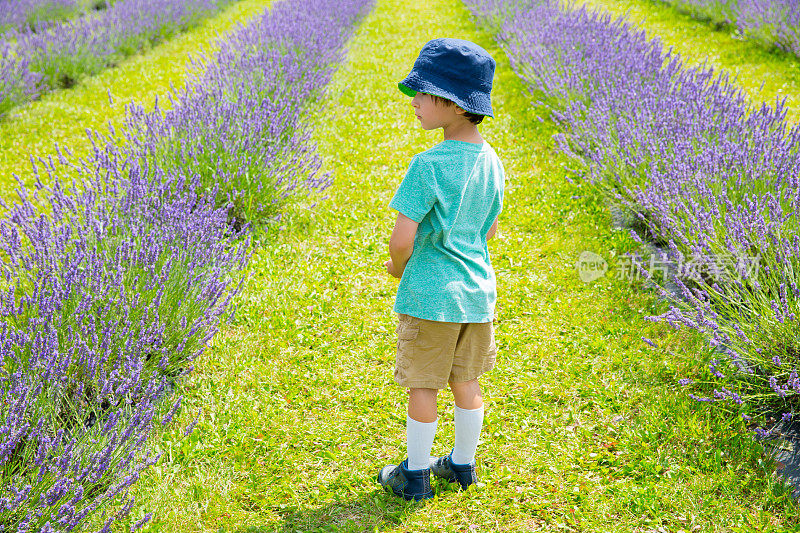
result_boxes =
[0,0,373,530]
[2,0,239,114]
[0,40,45,117]
[641,337,658,348]
[183,407,201,437]
[735,0,800,58]
[0,0,78,33]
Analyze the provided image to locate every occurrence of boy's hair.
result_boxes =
[430,94,485,125]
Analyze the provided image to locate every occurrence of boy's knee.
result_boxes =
[449,378,480,391]
[449,379,483,408]
[408,387,439,398]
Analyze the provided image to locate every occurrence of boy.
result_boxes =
[378,38,505,501]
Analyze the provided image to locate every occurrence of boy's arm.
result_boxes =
[386,212,419,279]
[486,216,498,240]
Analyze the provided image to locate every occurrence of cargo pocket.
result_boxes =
[486,326,497,356]
[396,314,420,339]
[395,315,420,373]
[398,321,420,341]
[397,322,420,353]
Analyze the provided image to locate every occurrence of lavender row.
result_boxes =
[0,0,234,119]
[0,141,249,533]
[0,0,81,34]
[464,0,800,428]
[121,0,372,225]
[659,0,800,59]
[0,0,372,530]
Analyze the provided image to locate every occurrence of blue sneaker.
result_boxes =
[429,452,477,490]
[377,459,433,501]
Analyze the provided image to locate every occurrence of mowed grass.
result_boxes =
[574,0,800,124]
[106,0,800,531]
[0,0,271,201]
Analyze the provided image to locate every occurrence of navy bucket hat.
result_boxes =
[399,38,496,118]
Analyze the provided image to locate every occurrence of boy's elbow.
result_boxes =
[389,238,414,257]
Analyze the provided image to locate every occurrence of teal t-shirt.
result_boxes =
[389,140,505,323]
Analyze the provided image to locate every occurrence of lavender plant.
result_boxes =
[0,0,80,34]
[657,0,800,59]
[465,0,800,428]
[0,142,250,531]
[0,40,45,117]
[123,0,371,226]
[21,0,229,88]
[0,0,373,529]
[655,0,734,26]
[0,0,235,117]
[735,0,800,57]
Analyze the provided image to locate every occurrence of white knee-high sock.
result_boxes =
[452,405,484,465]
[407,415,437,470]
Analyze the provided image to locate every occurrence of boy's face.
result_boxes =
[411,92,465,131]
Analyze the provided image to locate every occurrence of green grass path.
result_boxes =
[0,0,271,200]
[577,0,800,124]
[121,0,800,530]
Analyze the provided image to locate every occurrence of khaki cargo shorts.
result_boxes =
[394,313,497,389]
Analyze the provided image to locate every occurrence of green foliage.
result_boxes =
[657,0,735,27]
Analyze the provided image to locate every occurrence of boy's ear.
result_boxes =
[454,106,467,116]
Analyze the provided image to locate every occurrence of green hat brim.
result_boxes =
[398,83,416,97]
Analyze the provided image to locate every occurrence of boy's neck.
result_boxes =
[442,121,484,144]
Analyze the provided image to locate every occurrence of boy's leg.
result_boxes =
[380,314,459,500]
[449,378,484,465]
[407,387,438,470]
[450,377,483,410]
[408,387,438,422]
